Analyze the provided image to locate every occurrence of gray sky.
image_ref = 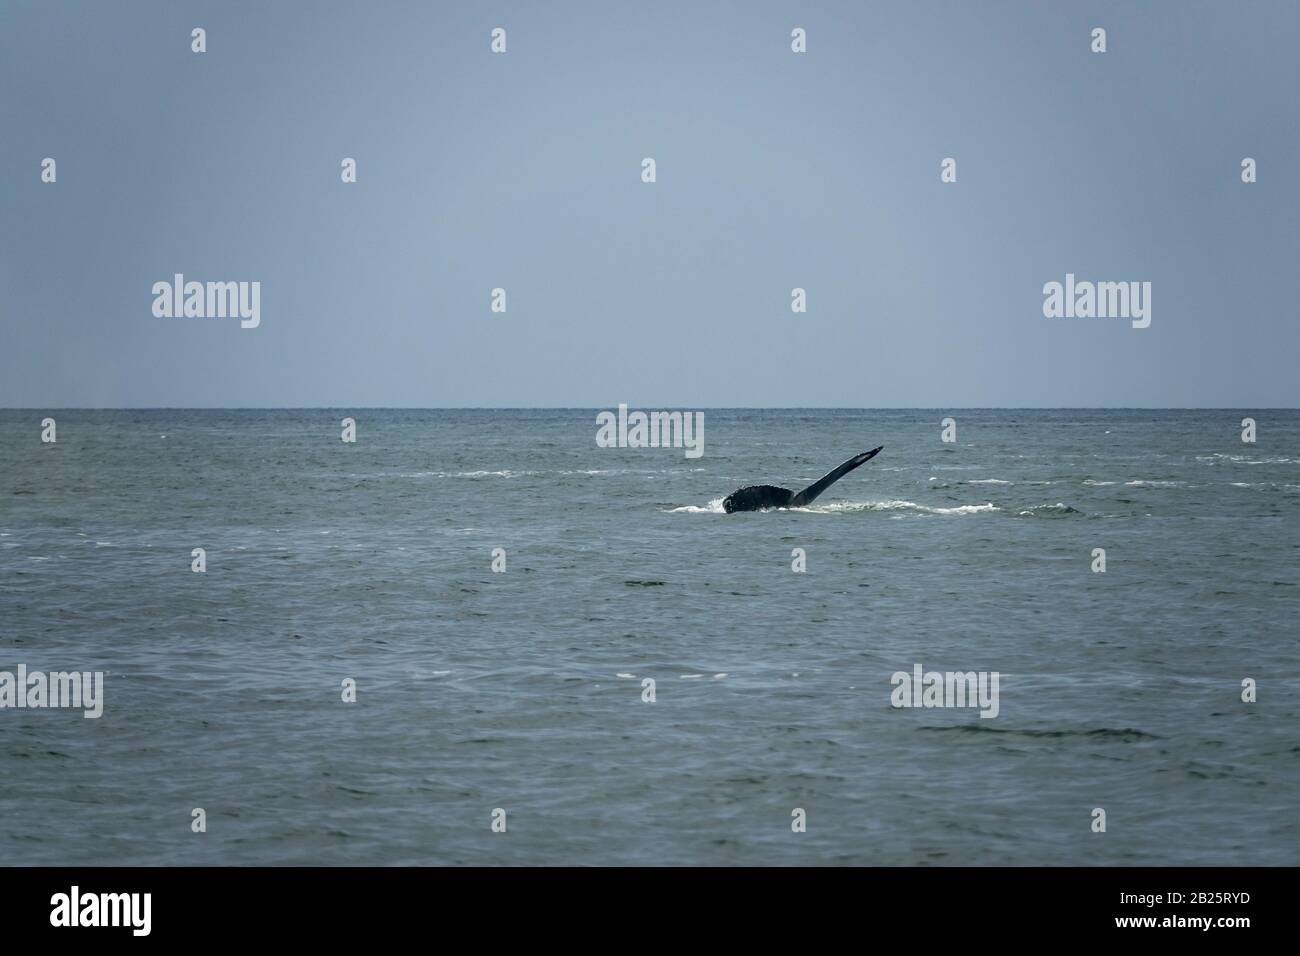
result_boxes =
[2,0,1297,408]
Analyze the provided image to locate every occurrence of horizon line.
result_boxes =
[3,406,1296,412]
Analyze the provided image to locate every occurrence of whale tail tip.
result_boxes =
[789,446,884,507]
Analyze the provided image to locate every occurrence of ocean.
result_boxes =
[1,408,1297,865]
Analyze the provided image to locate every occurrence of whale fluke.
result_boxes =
[722,447,884,513]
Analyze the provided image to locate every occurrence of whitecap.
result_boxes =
[927,503,999,515]
[1016,502,1083,517]
[668,497,726,514]
[803,499,999,516]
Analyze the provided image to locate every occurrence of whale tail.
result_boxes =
[789,446,883,507]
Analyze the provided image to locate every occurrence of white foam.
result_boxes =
[1197,454,1298,465]
[927,503,1000,515]
[668,497,726,513]
[389,469,535,479]
[802,499,999,515]
[1016,502,1081,517]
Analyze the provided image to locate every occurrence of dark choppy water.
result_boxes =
[1,409,1297,865]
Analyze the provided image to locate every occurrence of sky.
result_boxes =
[1,0,1297,408]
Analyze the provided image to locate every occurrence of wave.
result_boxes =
[1085,478,1190,488]
[667,498,1084,518]
[667,497,727,513]
[800,499,1000,516]
[383,469,534,479]
[920,725,1159,741]
[1015,502,1083,517]
[557,467,706,476]
[1197,454,1299,465]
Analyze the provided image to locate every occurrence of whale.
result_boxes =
[722,447,884,513]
